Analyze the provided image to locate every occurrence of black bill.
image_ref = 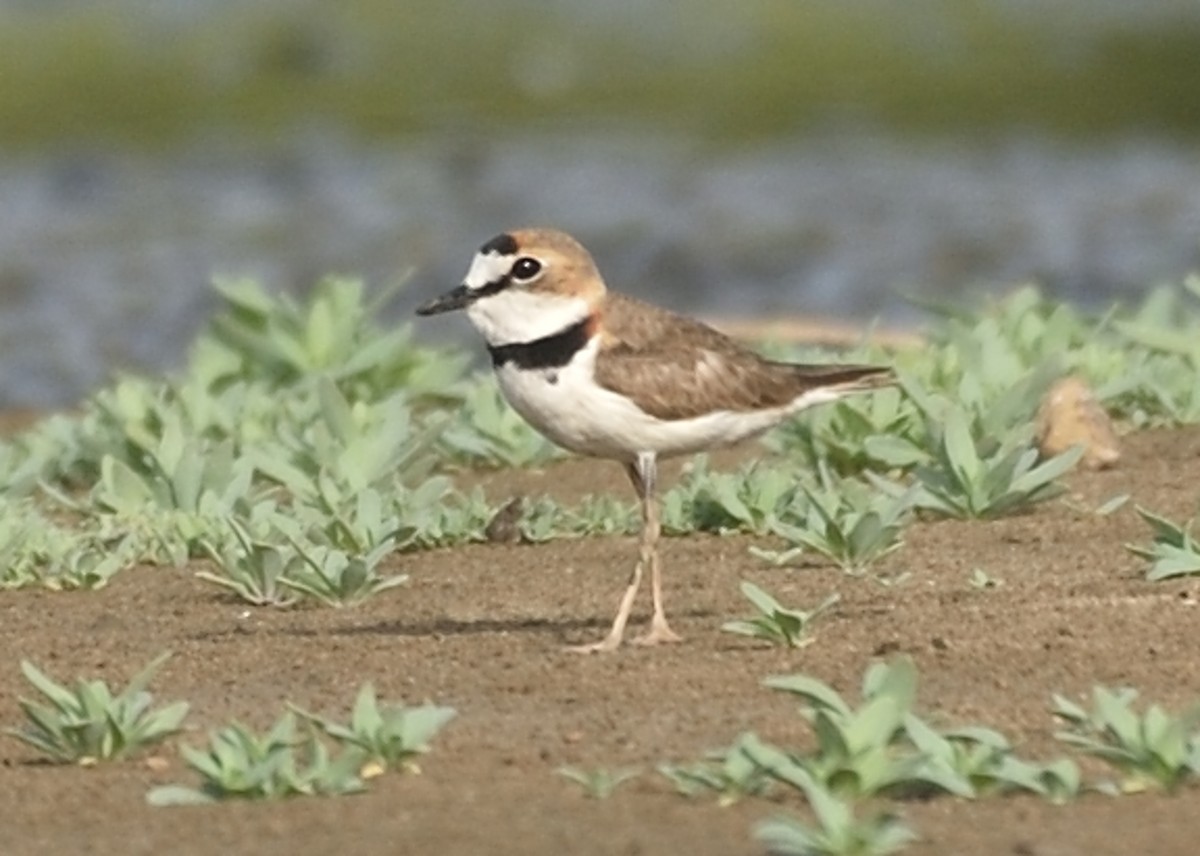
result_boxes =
[415,284,474,316]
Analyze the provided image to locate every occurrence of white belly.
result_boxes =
[493,341,797,462]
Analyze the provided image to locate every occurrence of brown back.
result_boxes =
[592,293,891,420]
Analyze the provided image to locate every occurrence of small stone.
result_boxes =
[144,755,170,773]
[1036,376,1120,469]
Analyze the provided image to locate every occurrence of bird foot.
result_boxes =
[565,635,623,654]
[631,620,683,646]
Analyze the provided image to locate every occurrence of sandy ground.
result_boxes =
[4,428,1200,855]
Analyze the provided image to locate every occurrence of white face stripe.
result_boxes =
[463,251,515,292]
[466,289,590,347]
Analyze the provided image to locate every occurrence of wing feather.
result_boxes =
[592,294,892,421]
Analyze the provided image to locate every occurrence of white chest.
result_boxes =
[493,342,633,459]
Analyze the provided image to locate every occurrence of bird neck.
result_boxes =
[487,315,597,370]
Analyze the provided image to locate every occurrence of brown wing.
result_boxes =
[593,293,893,421]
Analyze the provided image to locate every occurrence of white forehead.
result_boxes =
[464,251,514,291]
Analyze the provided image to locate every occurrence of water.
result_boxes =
[2,128,1199,406]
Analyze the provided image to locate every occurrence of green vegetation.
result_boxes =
[648,658,1200,853]
[0,276,493,594]
[660,657,1083,816]
[648,653,1113,849]
[755,659,971,799]
[1126,506,1200,581]
[293,684,456,773]
[0,497,139,590]
[5,653,187,764]
[556,766,640,799]
[755,473,914,573]
[661,457,808,536]
[197,518,304,607]
[2,2,1200,150]
[758,659,1081,803]
[756,784,917,856]
[658,733,775,806]
[873,400,1083,520]
[1053,687,1200,793]
[148,685,456,805]
[276,537,407,608]
[721,582,839,649]
[148,713,367,805]
[5,275,1200,594]
[765,386,922,476]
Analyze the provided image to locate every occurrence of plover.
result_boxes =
[417,228,893,652]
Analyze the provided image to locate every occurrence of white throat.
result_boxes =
[467,290,590,346]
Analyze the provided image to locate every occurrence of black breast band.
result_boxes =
[488,317,593,370]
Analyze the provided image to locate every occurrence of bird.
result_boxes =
[416,228,894,652]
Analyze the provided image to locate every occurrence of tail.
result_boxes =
[778,363,896,412]
[786,363,896,391]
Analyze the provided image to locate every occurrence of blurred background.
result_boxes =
[1,0,1199,406]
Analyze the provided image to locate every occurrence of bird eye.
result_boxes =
[511,257,542,281]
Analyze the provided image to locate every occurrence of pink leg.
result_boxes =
[627,453,681,646]
[566,558,642,653]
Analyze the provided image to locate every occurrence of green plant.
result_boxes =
[517,494,638,543]
[148,713,366,805]
[755,770,917,856]
[295,479,433,555]
[557,765,640,799]
[85,377,263,519]
[0,503,42,588]
[0,501,120,590]
[1024,758,1086,804]
[722,582,839,648]
[279,539,407,608]
[198,519,303,606]
[291,474,489,554]
[0,412,94,494]
[394,484,494,550]
[751,659,1081,804]
[1052,686,1200,793]
[294,683,455,772]
[200,275,467,401]
[33,538,134,591]
[758,659,971,799]
[902,717,1080,802]
[660,457,807,536]
[910,287,1128,430]
[873,404,1082,519]
[5,653,188,764]
[558,494,638,537]
[272,379,442,498]
[0,493,203,590]
[766,385,925,475]
[755,472,914,573]
[437,380,560,468]
[1125,506,1200,581]
[1103,281,1200,425]
[658,732,774,806]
